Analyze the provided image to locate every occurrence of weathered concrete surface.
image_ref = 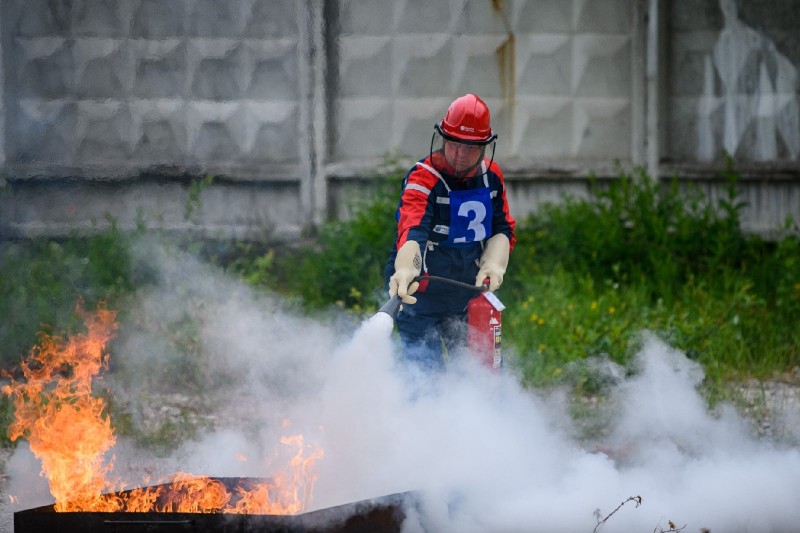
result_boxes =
[0,0,798,239]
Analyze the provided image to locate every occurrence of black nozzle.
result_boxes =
[377,295,402,320]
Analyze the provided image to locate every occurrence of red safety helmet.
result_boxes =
[436,93,497,145]
[430,94,497,179]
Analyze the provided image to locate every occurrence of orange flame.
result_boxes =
[3,305,324,514]
[3,304,119,512]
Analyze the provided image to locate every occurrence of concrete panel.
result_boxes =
[338,36,393,97]
[244,40,299,100]
[668,0,800,164]
[572,35,631,97]
[505,179,593,220]
[394,34,453,97]
[14,37,74,98]
[516,34,572,95]
[514,97,573,158]
[1,0,797,241]
[74,38,132,99]
[393,98,451,157]
[75,100,134,161]
[131,99,188,163]
[669,30,719,98]
[514,0,572,33]
[451,35,508,98]
[71,0,131,38]
[243,102,300,164]
[395,0,456,34]
[575,0,631,33]
[338,0,396,36]
[12,0,71,37]
[244,0,297,38]
[186,0,245,38]
[131,40,187,99]
[453,0,513,34]
[15,99,77,164]
[670,0,720,31]
[334,98,392,159]
[1,180,304,240]
[189,39,245,101]
[573,98,630,158]
[131,0,187,38]
[329,0,636,164]
[186,102,244,162]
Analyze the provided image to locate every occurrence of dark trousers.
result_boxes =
[395,307,468,371]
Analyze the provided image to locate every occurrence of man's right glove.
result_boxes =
[476,233,510,292]
[389,240,422,304]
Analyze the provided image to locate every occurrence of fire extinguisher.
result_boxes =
[378,275,505,370]
[467,278,505,370]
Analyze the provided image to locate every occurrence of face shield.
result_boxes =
[429,124,497,180]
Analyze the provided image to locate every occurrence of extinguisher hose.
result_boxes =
[377,275,488,320]
[414,275,488,292]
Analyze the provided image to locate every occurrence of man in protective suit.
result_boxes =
[386,94,516,371]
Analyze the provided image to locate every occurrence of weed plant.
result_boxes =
[503,166,800,392]
[0,220,135,367]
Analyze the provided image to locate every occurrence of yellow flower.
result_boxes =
[608,306,616,314]
[538,318,545,325]
[591,301,598,311]
[529,313,539,322]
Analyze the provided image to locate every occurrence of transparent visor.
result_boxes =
[429,129,496,179]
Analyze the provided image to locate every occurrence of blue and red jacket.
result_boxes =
[385,156,516,315]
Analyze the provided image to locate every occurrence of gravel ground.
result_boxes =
[731,379,800,445]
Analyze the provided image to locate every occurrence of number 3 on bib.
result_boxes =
[450,188,492,244]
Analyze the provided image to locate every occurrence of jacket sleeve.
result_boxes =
[489,162,517,252]
[395,164,439,250]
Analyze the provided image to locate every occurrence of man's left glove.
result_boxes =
[476,233,510,292]
[389,240,422,304]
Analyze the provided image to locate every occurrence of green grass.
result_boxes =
[239,163,799,396]
[0,220,136,367]
[499,165,800,393]
[1,165,798,418]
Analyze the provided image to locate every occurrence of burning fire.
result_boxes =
[3,305,323,514]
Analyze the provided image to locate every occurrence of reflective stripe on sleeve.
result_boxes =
[405,183,431,195]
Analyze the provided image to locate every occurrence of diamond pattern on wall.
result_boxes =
[332,0,634,162]
[5,0,302,171]
[4,0,636,171]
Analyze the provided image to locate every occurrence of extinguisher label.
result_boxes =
[492,324,502,369]
[483,291,506,311]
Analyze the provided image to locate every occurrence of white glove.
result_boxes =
[476,233,510,292]
[389,240,422,304]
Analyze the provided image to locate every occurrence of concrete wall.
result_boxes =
[0,0,798,240]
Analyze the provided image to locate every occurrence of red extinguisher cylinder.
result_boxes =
[467,291,504,370]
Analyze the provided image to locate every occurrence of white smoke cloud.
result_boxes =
[4,239,800,533]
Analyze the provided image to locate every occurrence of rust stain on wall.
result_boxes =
[496,34,516,139]
[492,0,516,141]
